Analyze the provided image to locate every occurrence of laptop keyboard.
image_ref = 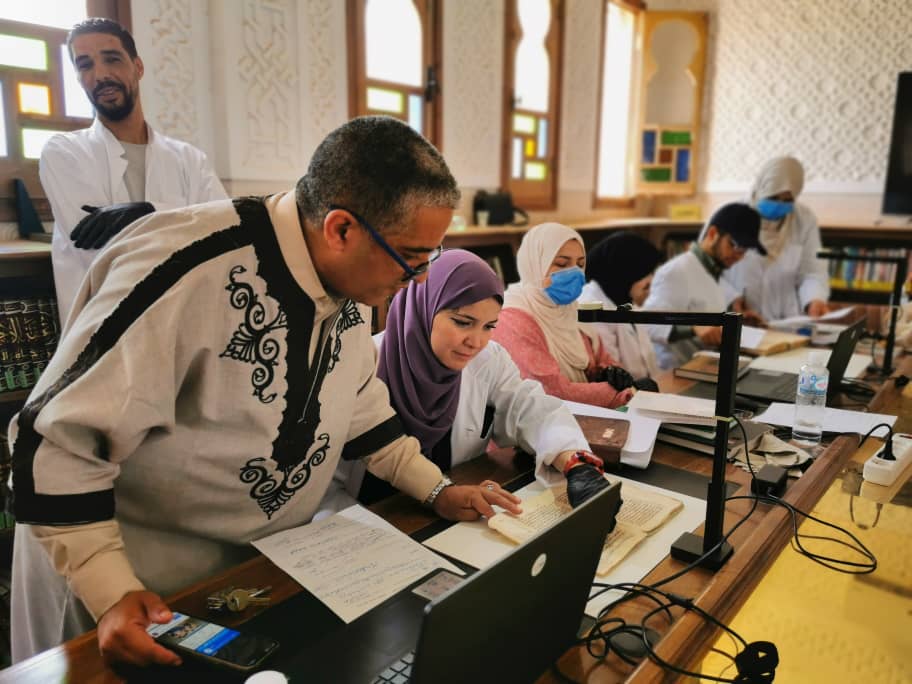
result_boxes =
[372,651,414,683]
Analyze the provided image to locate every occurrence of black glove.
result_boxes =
[566,464,622,530]
[70,202,155,249]
[597,365,635,391]
[633,377,659,392]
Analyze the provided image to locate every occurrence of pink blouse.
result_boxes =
[491,308,634,409]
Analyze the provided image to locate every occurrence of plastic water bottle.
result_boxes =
[792,350,829,445]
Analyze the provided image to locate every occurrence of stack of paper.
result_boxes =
[564,400,660,468]
[627,390,718,427]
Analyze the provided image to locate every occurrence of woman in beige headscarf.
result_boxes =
[491,223,635,408]
[723,156,830,321]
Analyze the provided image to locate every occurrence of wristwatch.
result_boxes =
[562,451,604,476]
[423,476,454,507]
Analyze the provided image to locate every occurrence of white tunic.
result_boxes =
[580,281,659,379]
[643,250,727,369]
[40,118,228,325]
[721,203,829,321]
[9,193,440,661]
[335,338,591,499]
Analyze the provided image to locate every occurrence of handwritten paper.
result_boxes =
[252,505,463,623]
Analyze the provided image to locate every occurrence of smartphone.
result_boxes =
[146,612,279,672]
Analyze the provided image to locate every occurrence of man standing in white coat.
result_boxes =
[40,18,227,325]
[644,203,764,369]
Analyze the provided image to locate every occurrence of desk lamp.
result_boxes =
[817,250,909,375]
[579,305,742,570]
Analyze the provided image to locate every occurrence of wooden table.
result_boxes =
[2,356,907,684]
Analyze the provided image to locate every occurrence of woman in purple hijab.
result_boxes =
[359,250,616,508]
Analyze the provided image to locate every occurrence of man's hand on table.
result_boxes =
[433,482,522,521]
[97,590,182,667]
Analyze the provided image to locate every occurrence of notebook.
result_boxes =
[274,480,622,684]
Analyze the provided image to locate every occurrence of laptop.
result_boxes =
[684,319,864,406]
[265,481,622,684]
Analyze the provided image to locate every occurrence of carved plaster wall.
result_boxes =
[650,0,912,193]
[442,0,504,188]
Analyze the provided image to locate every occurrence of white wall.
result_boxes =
[129,0,911,225]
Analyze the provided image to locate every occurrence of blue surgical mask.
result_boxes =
[756,198,794,221]
[544,266,585,305]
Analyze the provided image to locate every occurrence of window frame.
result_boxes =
[0,0,130,223]
[346,0,443,148]
[500,0,564,211]
[592,0,645,209]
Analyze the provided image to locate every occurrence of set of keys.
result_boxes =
[206,585,272,613]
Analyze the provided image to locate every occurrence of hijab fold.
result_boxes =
[378,250,504,457]
[749,156,805,260]
[503,223,599,382]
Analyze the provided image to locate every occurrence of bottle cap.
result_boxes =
[807,350,829,366]
[245,672,288,684]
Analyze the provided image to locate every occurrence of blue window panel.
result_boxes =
[642,130,656,164]
[676,148,691,182]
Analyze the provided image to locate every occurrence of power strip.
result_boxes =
[863,434,912,486]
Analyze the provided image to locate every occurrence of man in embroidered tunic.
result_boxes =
[9,117,521,666]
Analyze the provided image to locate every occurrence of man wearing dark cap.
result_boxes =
[643,202,764,369]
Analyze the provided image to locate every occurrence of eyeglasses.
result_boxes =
[328,204,443,282]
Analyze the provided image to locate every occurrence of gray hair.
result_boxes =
[295,116,460,235]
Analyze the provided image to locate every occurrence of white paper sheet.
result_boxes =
[769,306,856,327]
[740,326,767,349]
[421,478,705,619]
[252,505,463,623]
[748,348,872,379]
[753,402,897,434]
[563,400,661,468]
[627,391,718,426]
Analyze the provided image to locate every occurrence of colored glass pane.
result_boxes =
[18,83,50,115]
[407,94,423,133]
[512,137,523,179]
[660,130,691,145]
[676,148,691,182]
[514,0,551,113]
[0,34,47,70]
[365,0,422,87]
[537,117,548,157]
[642,130,657,164]
[525,139,536,157]
[1,3,86,30]
[61,44,93,118]
[513,113,535,134]
[641,167,672,183]
[525,161,547,180]
[366,87,404,114]
[22,127,63,159]
[658,148,673,164]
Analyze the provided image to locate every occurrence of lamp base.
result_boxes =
[670,532,733,571]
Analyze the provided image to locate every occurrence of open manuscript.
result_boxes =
[488,481,683,575]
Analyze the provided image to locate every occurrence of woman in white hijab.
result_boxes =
[723,156,830,321]
[491,223,635,408]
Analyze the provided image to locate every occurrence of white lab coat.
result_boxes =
[580,281,659,380]
[40,118,228,325]
[721,203,829,321]
[643,250,727,369]
[333,338,589,502]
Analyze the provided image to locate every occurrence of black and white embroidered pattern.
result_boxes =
[220,265,288,403]
[328,300,365,372]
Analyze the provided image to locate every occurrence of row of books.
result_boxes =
[826,247,911,292]
[0,297,60,394]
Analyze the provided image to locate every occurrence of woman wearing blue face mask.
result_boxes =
[491,223,635,409]
[723,156,830,320]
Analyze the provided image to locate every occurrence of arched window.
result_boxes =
[347,0,442,146]
[502,0,564,210]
